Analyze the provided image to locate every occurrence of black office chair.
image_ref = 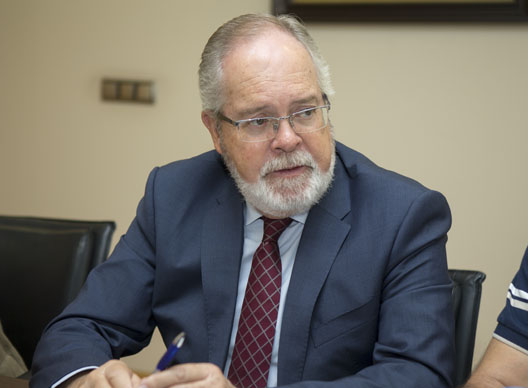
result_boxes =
[448,269,486,387]
[0,216,116,371]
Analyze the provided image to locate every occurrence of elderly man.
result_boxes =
[31,14,455,388]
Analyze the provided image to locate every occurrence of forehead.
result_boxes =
[221,29,320,114]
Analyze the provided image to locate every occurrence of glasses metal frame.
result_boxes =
[217,97,331,143]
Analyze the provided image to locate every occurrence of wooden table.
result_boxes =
[0,376,29,388]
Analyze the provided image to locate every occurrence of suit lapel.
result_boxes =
[278,151,354,384]
[201,179,244,368]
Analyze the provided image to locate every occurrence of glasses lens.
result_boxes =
[292,107,328,133]
[239,118,275,142]
[237,106,329,142]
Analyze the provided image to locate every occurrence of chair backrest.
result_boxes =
[0,216,115,269]
[0,216,115,369]
[448,269,486,387]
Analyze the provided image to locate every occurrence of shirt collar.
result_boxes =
[244,202,309,226]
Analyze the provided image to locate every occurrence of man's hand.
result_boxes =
[62,360,142,388]
[139,363,236,388]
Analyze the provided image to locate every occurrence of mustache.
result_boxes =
[261,151,316,177]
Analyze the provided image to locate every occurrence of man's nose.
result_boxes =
[271,118,302,152]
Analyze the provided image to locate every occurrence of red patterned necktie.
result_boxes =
[228,216,293,388]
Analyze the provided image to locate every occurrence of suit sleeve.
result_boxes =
[30,168,161,388]
[282,190,455,388]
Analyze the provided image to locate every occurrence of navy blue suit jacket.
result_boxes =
[31,142,455,388]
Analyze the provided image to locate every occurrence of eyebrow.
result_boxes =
[291,95,320,107]
[237,105,273,119]
[236,95,321,119]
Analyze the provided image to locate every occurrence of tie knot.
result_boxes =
[262,217,293,243]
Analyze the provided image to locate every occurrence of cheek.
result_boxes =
[231,144,269,182]
[306,131,333,172]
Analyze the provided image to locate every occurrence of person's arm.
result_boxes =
[273,189,455,388]
[30,169,162,388]
[464,338,528,388]
[341,190,455,387]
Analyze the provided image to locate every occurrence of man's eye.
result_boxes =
[298,109,315,118]
[250,118,268,127]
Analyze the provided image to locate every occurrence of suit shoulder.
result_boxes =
[141,149,233,207]
[160,149,223,173]
[336,141,435,198]
[154,150,226,185]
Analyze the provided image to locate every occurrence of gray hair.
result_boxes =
[198,13,334,114]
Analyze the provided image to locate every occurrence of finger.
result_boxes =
[131,374,143,388]
[140,363,223,388]
[77,368,111,388]
[140,365,189,388]
[96,360,136,388]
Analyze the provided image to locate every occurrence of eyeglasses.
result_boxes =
[217,101,331,143]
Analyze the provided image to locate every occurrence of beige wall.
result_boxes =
[1,0,527,375]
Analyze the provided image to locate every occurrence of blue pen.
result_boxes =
[154,332,186,372]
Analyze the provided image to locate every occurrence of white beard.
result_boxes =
[221,143,335,219]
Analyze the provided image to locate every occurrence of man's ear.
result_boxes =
[201,110,223,155]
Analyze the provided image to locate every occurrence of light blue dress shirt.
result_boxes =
[223,203,307,387]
